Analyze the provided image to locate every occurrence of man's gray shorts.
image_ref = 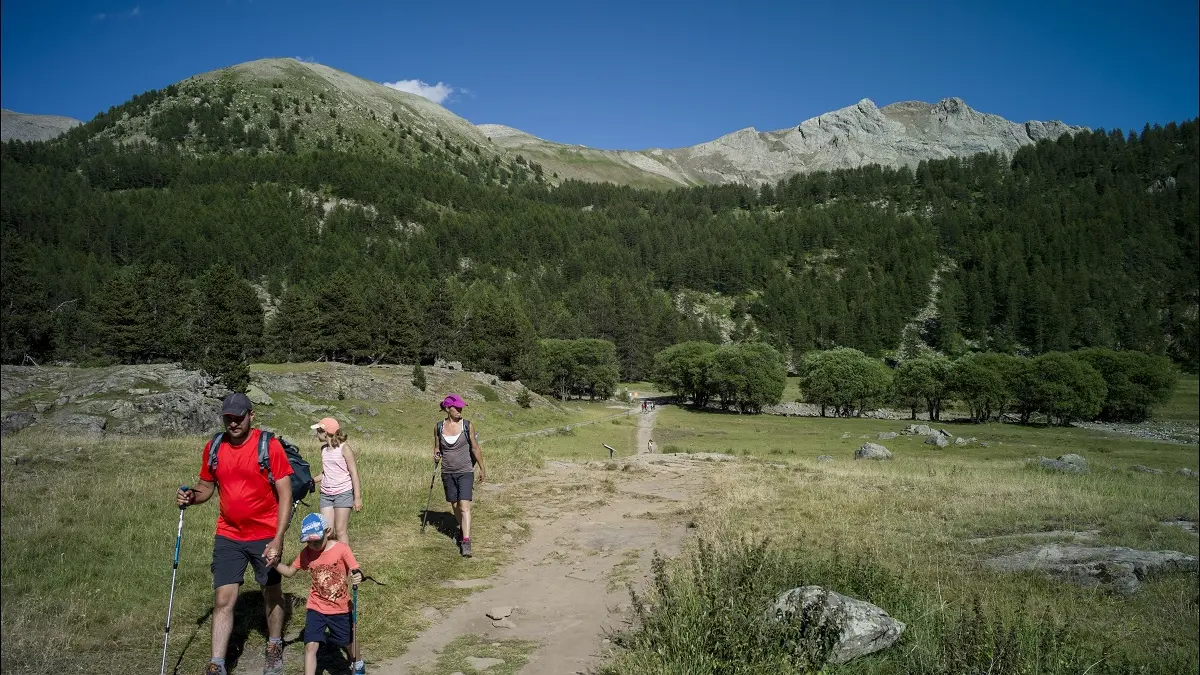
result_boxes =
[212,535,281,588]
[320,490,354,508]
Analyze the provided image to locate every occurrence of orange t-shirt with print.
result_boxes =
[290,541,360,614]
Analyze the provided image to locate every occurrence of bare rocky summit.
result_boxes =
[483,97,1086,187]
[1,109,81,142]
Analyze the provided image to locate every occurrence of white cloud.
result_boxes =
[130,6,140,16]
[381,79,458,105]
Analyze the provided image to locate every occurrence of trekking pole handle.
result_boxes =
[178,485,191,510]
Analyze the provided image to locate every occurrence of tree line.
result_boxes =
[2,111,1196,382]
[796,346,1176,425]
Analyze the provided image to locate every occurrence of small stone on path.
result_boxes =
[486,606,513,620]
[419,606,443,621]
[491,618,516,629]
[466,656,505,670]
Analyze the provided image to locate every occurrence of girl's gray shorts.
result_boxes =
[320,490,354,508]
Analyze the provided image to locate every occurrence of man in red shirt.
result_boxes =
[177,392,294,675]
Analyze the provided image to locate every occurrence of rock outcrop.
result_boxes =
[984,544,1198,595]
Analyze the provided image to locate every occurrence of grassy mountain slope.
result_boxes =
[61,58,543,186]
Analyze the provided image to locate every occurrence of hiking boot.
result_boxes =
[460,539,473,558]
[263,642,284,675]
[201,663,226,675]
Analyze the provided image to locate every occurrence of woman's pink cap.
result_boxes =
[441,394,467,409]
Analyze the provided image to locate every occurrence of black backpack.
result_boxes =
[208,430,316,504]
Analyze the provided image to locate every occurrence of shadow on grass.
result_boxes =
[173,589,317,674]
[418,509,460,542]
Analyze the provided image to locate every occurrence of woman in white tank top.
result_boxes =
[310,416,362,549]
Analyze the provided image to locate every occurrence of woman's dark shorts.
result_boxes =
[442,472,474,503]
[303,609,352,645]
[211,535,282,588]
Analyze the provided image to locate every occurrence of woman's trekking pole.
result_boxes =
[160,485,188,675]
[420,460,438,533]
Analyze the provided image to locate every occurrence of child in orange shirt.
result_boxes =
[275,513,365,675]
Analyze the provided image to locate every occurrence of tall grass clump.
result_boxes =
[605,536,903,674]
[603,535,1180,675]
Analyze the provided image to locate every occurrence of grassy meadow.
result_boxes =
[608,406,1200,673]
[0,395,622,675]
[1,370,1197,674]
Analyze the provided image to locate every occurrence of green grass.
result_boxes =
[0,395,604,675]
[414,635,538,675]
[1155,373,1199,423]
[627,406,1200,672]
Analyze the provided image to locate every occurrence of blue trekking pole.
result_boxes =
[160,485,188,675]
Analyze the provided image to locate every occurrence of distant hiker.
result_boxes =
[433,394,487,557]
[647,439,656,453]
[275,513,365,675]
[642,401,647,412]
[311,417,363,549]
[176,392,294,675]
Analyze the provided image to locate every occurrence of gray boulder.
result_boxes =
[1,411,39,436]
[902,424,932,436]
[938,428,953,437]
[953,436,973,446]
[876,432,897,440]
[1177,468,1199,478]
[1130,465,1162,475]
[1058,453,1087,469]
[771,586,905,664]
[925,434,949,448]
[246,385,274,406]
[1031,456,1087,473]
[984,544,1198,595]
[856,443,892,460]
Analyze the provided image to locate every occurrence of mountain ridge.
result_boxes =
[482,96,1088,186]
[1,109,83,142]
[14,57,1087,188]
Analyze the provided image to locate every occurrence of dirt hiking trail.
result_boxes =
[377,407,716,675]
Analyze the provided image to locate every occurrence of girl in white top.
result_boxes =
[310,417,362,548]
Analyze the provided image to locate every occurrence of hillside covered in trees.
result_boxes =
[2,110,1197,391]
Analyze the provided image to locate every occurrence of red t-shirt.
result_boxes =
[290,541,360,614]
[198,428,294,542]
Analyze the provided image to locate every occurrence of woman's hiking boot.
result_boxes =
[460,538,473,558]
[263,641,284,675]
[201,663,226,675]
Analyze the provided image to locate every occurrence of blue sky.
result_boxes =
[2,0,1197,150]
